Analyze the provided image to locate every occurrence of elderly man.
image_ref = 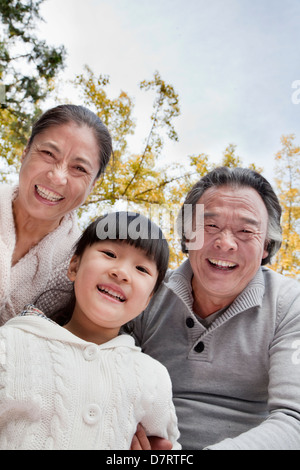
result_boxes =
[132,167,300,450]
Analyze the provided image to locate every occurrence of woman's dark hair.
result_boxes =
[28,104,112,179]
[178,166,282,265]
[52,211,169,326]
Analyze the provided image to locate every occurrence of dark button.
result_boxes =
[186,317,195,328]
[194,341,205,353]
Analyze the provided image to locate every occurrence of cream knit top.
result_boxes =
[0,307,180,450]
[0,184,81,325]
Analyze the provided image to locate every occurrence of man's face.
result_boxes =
[189,185,269,305]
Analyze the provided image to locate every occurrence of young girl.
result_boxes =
[0,212,180,450]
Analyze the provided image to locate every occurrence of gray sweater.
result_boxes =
[132,260,300,450]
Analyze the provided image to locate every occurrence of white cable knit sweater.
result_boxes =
[0,307,181,450]
[0,184,81,325]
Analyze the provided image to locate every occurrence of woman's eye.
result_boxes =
[75,166,87,173]
[42,150,54,158]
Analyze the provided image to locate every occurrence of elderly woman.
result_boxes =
[132,167,300,450]
[0,104,112,325]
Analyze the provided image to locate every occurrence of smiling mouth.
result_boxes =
[35,185,65,202]
[208,259,238,270]
[97,286,127,303]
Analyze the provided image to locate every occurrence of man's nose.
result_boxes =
[214,230,238,251]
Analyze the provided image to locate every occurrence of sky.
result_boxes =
[38,0,300,185]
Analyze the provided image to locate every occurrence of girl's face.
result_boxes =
[66,240,158,344]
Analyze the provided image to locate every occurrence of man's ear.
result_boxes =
[262,240,270,261]
[68,255,80,282]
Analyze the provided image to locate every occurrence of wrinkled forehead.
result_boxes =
[197,185,269,226]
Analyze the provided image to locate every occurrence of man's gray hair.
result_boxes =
[178,167,282,265]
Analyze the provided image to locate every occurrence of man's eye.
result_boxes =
[237,230,254,240]
[205,224,219,232]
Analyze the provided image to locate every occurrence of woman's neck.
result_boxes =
[11,197,62,265]
[13,197,61,236]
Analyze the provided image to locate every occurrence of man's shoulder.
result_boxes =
[262,266,300,293]
[261,267,300,321]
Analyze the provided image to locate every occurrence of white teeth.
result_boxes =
[209,259,237,268]
[98,286,126,302]
[35,185,64,202]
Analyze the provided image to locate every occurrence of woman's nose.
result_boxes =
[47,165,68,186]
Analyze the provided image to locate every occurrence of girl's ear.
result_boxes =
[68,255,80,282]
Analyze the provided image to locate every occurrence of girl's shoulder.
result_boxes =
[131,346,172,387]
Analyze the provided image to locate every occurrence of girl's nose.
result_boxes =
[109,265,130,283]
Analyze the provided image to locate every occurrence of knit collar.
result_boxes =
[6,305,140,351]
[165,258,265,318]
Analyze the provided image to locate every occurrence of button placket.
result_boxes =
[194,341,205,353]
[83,344,98,361]
[186,317,195,328]
[82,404,102,425]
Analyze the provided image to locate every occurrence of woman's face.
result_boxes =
[17,122,100,224]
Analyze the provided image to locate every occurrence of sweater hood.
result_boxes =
[4,314,140,352]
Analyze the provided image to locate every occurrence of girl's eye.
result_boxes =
[101,250,116,258]
[136,266,150,275]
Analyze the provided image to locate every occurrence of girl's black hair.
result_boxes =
[51,212,169,327]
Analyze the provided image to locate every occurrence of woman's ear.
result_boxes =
[67,255,80,282]
[21,143,30,163]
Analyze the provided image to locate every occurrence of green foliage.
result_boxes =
[0,5,298,275]
[271,135,300,277]
[0,0,65,181]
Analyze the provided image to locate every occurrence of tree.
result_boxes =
[0,0,66,181]
[72,67,273,267]
[73,67,197,266]
[73,67,191,209]
[271,134,300,278]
